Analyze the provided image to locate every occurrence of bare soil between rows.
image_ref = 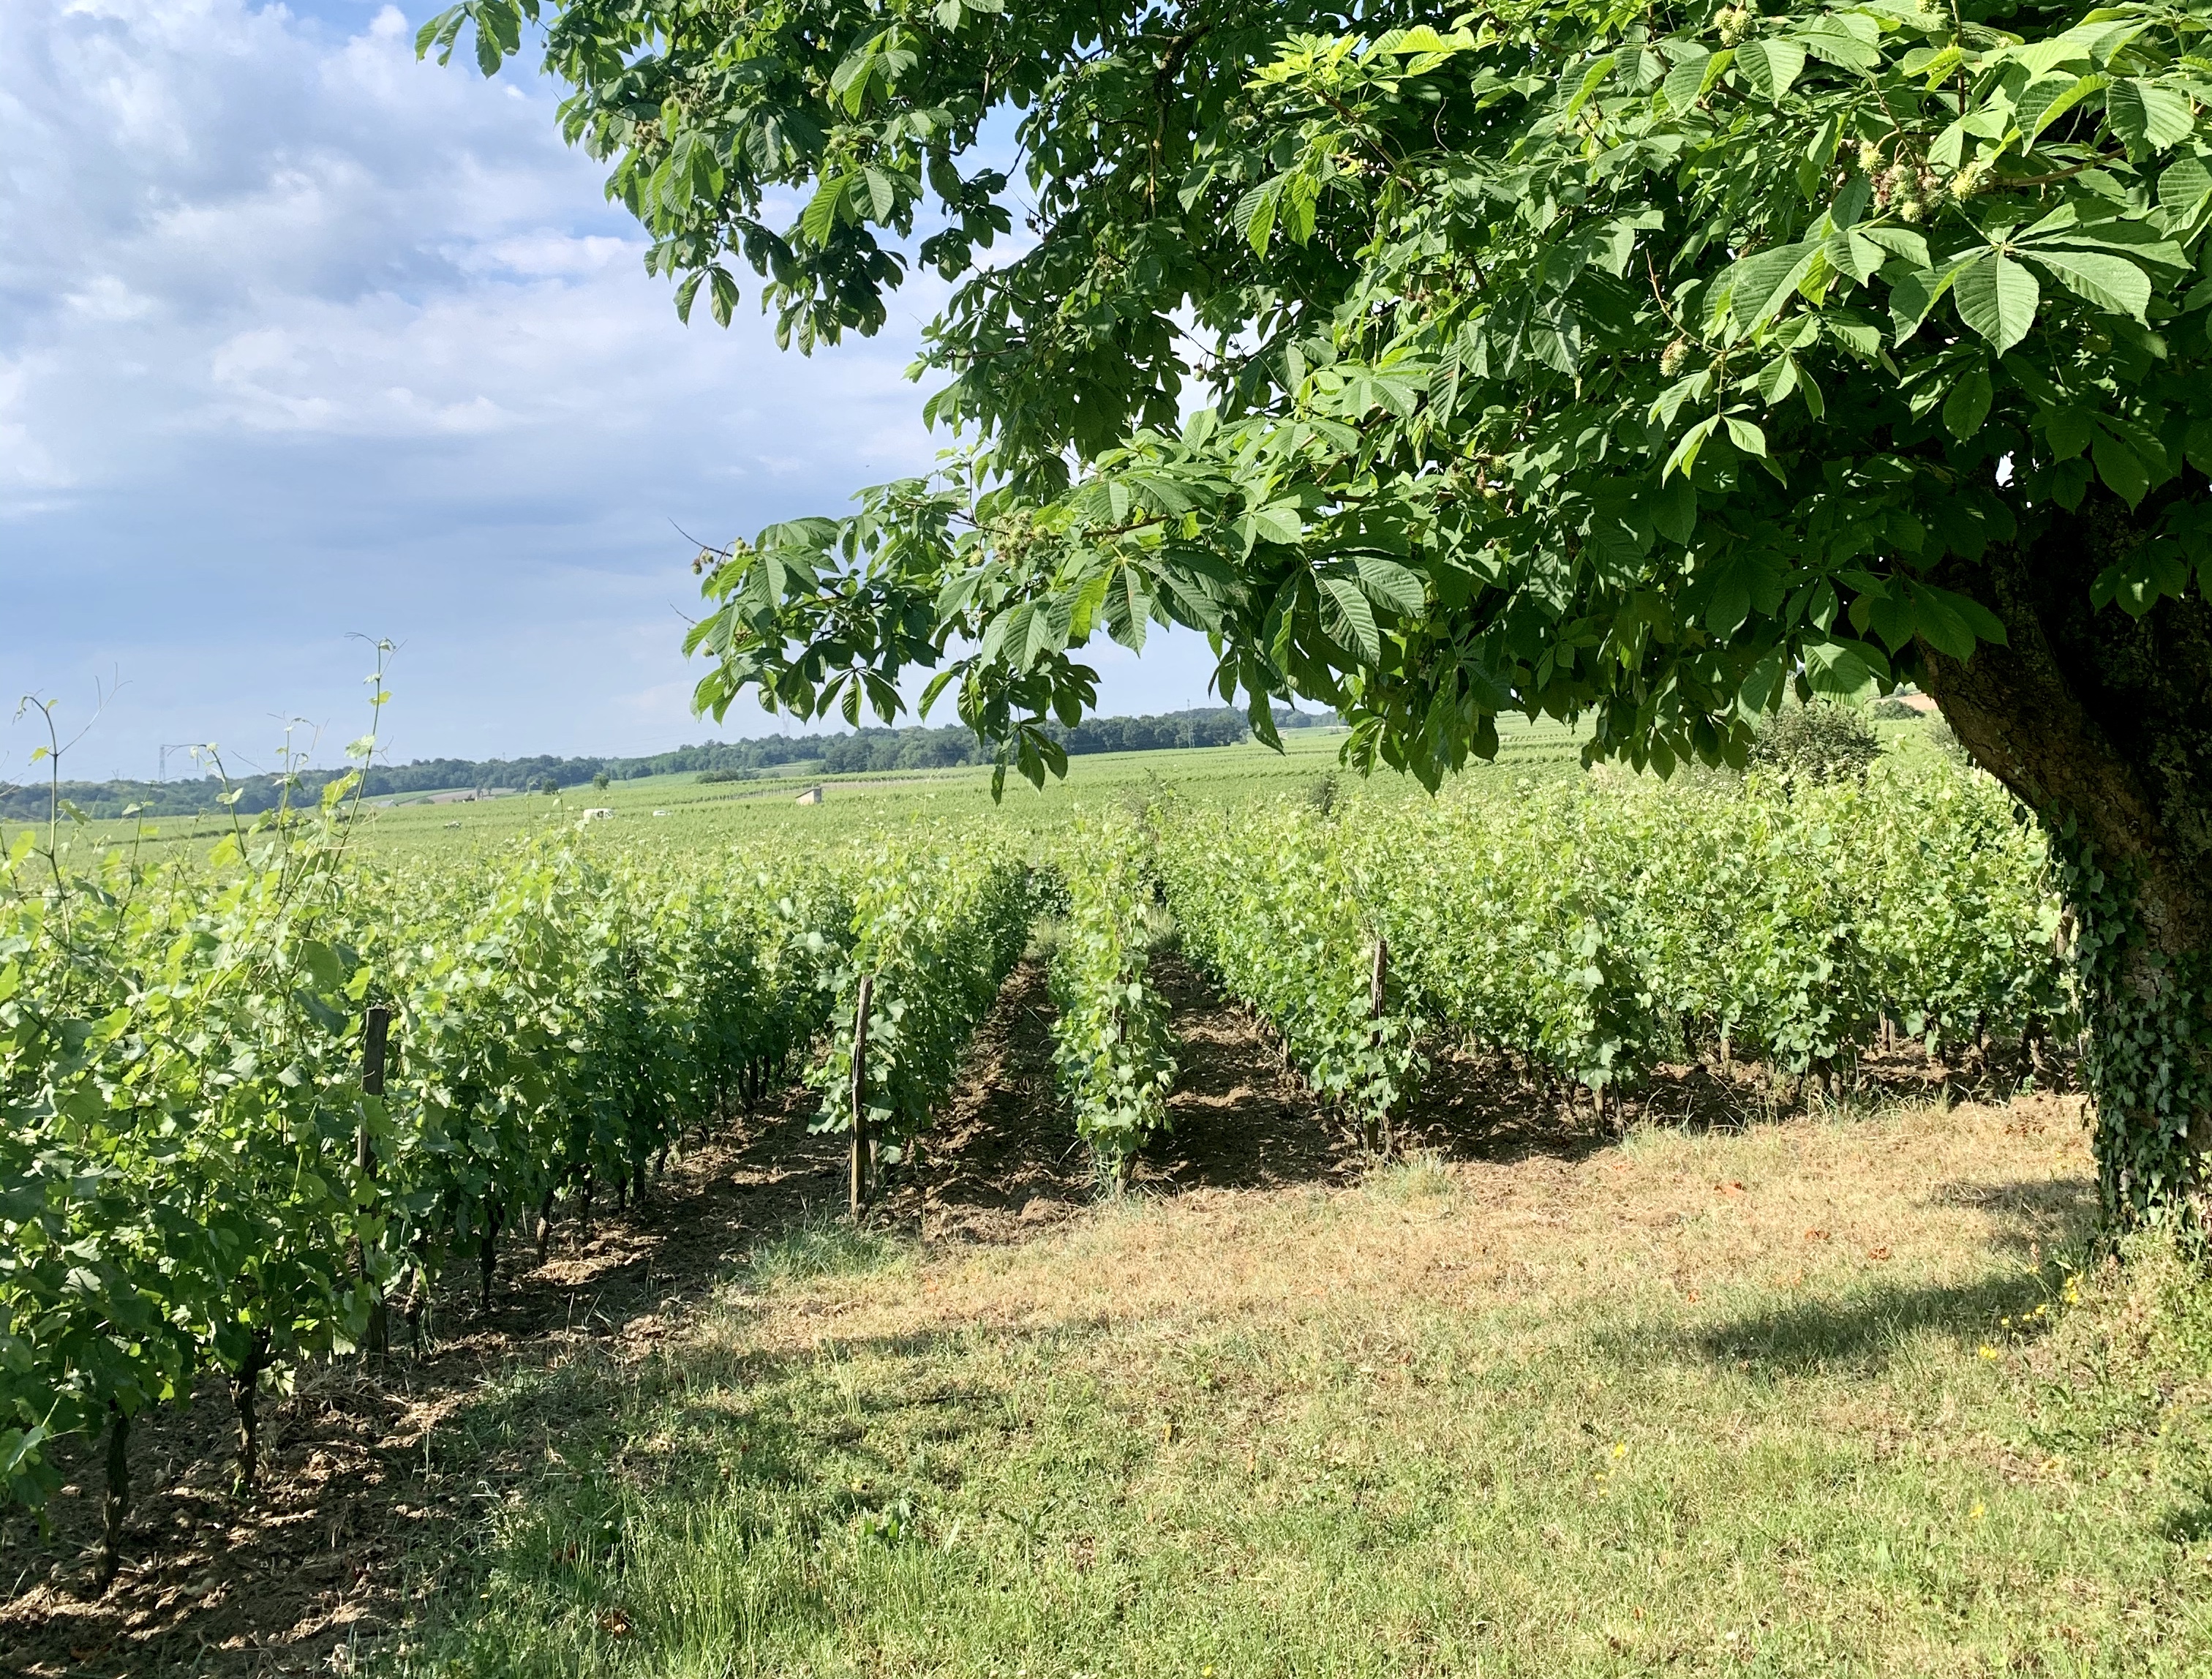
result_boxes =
[0,953,2033,1678]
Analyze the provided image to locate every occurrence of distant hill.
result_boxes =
[1,707,1337,822]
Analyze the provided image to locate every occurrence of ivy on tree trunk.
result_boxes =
[1922,488,2212,1224]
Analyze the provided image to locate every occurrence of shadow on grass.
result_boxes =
[1585,1168,2096,1381]
[1928,1176,2098,1258]
[402,1296,1079,1673]
[2162,1487,2212,1547]
[1684,1271,2058,1375]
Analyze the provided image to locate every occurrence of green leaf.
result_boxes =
[1860,227,1930,268]
[1737,647,1788,717]
[1723,416,1767,457]
[1248,502,1305,546]
[1728,241,1819,331]
[2046,406,2096,460]
[1755,354,1799,406]
[1794,17,1880,70]
[707,267,739,328]
[1887,265,1957,345]
[1820,230,1883,285]
[1353,555,1428,616]
[2092,426,2150,506]
[2017,72,2111,146]
[1319,577,1382,661]
[2106,80,2196,152]
[1922,583,2008,648]
[1565,53,1617,119]
[1663,415,1720,481]
[1952,254,2040,354]
[2185,417,2212,475]
[2020,248,2151,321]
[801,175,847,244]
[1701,553,1757,636]
[1661,47,1712,114]
[863,167,896,220]
[1115,568,1151,651]
[1802,639,1885,704]
[2159,154,2212,213]
[1900,582,1978,661]
[2091,542,2194,615]
[1652,475,1698,545]
[1734,38,1805,102]
[1236,181,1280,256]
[1941,368,1993,440]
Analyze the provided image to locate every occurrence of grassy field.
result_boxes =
[61,713,1594,864]
[381,1097,2212,1678]
[60,710,1963,868]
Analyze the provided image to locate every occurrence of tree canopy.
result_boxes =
[429,0,2211,784]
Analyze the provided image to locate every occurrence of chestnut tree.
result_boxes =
[429,0,2212,1220]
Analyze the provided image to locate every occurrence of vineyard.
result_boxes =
[0,737,2076,1596]
[1157,754,2066,1143]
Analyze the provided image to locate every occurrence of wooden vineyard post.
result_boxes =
[359,1005,391,1356]
[849,974,873,1220]
[1367,934,1390,1156]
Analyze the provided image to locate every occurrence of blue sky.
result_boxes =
[0,0,1222,785]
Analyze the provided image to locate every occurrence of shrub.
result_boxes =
[1748,702,1882,785]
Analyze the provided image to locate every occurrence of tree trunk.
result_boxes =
[1919,488,2212,1226]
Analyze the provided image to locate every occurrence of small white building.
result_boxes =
[579,807,616,822]
[794,785,824,805]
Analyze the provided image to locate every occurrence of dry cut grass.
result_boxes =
[380,1092,2212,1678]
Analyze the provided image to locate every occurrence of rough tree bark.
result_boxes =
[1920,487,2212,1225]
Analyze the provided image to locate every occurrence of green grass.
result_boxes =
[376,1100,2212,1678]
[64,713,1588,865]
[65,710,1971,871]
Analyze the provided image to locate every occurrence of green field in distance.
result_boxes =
[62,713,1593,864]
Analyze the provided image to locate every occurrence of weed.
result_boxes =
[740,1212,911,1288]
[1366,1148,1456,1203]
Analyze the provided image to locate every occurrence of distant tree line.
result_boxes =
[0,707,1333,821]
[811,705,1323,775]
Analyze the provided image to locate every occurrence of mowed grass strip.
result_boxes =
[384,1099,2212,1678]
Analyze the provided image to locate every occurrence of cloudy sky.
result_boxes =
[0,0,1219,784]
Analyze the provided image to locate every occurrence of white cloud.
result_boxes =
[464,231,631,278]
[63,274,156,320]
[0,0,1200,780]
